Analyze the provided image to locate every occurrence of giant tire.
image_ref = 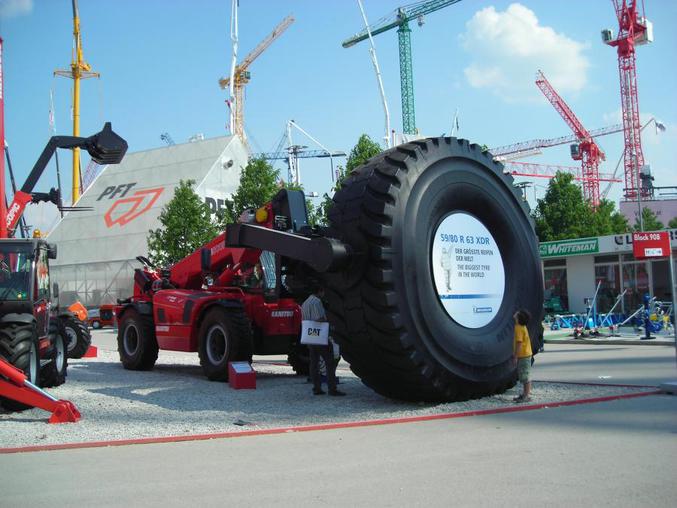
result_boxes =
[117,309,158,370]
[324,137,543,402]
[0,323,40,411]
[63,317,92,359]
[41,319,68,388]
[198,307,252,381]
[287,342,310,375]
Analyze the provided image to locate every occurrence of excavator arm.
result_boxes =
[4,122,127,235]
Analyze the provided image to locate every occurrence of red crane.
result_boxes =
[602,0,652,200]
[504,161,621,185]
[490,123,623,162]
[535,70,605,207]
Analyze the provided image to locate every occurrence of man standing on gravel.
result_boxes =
[302,285,346,397]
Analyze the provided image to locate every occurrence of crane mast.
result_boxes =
[603,0,652,200]
[342,0,462,135]
[54,0,99,205]
[219,15,294,142]
[0,37,6,238]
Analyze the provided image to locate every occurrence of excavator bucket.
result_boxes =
[85,122,128,165]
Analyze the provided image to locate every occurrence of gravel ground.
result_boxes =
[0,349,651,449]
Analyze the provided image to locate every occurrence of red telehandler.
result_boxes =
[0,123,128,419]
[116,190,321,380]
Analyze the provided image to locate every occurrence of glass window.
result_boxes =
[594,255,619,263]
[622,261,649,312]
[543,267,568,312]
[651,259,671,304]
[0,243,32,301]
[36,248,50,300]
[594,264,621,313]
[259,251,277,291]
[543,259,566,268]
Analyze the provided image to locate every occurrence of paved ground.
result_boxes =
[1,331,675,507]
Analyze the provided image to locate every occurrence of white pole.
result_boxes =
[669,247,677,364]
[289,120,338,183]
[357,0,391,148]
[228,0,238,134]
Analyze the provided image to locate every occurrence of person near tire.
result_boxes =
[513,309,532,403]
[301,286,345,397]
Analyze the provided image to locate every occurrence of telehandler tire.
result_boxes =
[324,137,543,402]
[198,307,252,381]
[117,309,158,370]
[41,319,68,388]
[63,316,92,359]
[0,323,40,411]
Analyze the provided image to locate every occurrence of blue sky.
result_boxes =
[1,0,676,231]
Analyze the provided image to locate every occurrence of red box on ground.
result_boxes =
[632,231,670,260]
[228,362,256,389]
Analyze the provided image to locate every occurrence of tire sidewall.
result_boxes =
[392,149,542,381]
[198,310,235,379]
[53,329,67,378]
[64,321,79,354]
[120,315,143,363]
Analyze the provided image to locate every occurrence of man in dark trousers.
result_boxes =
[301,285,346,396]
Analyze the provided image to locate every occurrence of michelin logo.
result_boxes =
[473,306,492,314]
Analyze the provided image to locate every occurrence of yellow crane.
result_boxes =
[219,15,294,142]
[55,0,99,205]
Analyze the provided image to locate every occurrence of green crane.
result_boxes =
[342,0,462,135]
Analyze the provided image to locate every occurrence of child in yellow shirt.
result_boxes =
[513,309,533,403]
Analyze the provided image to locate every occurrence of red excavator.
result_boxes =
[0,122,127,420]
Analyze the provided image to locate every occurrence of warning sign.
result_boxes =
[431,213,505,328]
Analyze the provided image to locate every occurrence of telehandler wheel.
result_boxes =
[0,323,40,411]
[198,307,252,381]
[287,342,310,375]
[117,309,158,370]
[41,319,68,388]
[63,317,92,359]
[325,137,543,402]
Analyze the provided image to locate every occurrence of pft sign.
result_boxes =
[632,231,671,260]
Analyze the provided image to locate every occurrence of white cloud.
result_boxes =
[0,0,32,19]
[460,3,590,102]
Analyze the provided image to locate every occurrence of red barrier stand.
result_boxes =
[83,345,98,358]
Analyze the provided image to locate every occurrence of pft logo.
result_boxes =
[99,183,164,227]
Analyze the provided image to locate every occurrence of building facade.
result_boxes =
[47,135,248,307]
[540,229,677,315]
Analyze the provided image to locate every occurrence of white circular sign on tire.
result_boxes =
[431,212,505,328]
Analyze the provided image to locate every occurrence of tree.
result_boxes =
[345,134,382,173]
[590,199,630,236]
[533,172,594,241]
[218,157,281,226]
[668,216,677,229]
[147,180,220,267]
[532,172,632,241]
[634,207,664,231]
[318,134,382,225]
